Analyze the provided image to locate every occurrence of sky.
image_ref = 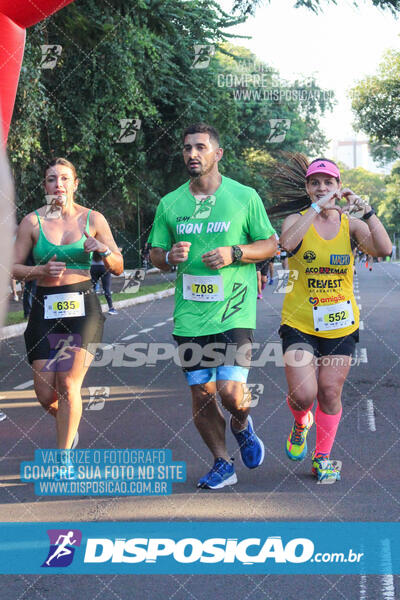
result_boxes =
[219,0,400,151]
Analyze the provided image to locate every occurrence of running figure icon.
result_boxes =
[45,531,77,566]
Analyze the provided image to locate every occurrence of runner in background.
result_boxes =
[13,158,123,451]
[269,154,392,481]
[23,250,37,318]
[90,250,117,315]
[256,260,268,300]
[256,234,279,298]
[150,123,277,489]
[141,242,151,270]
[280,245,288,270]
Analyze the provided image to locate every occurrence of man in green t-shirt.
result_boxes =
[150,123,277,489]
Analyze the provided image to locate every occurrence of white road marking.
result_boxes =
[121,334,138,341]
[13,380,34,390]
[359,321,364,330]
[153,322,166,327]
[359,574,367,600]
[139,328,154,333]
[167,317,174,321]
[354,348,368,364]
[365,399,376,432]
[381,539,395,599]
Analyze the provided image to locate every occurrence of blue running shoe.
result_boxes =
[230,415,265,469]
[197,458,237,489]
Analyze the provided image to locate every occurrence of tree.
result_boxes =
[377,161,400,235]
[211,44,333,203]
[232,0,400,16]
[8,0,333,264]
[351,49,400,163]
[340,166,386,207]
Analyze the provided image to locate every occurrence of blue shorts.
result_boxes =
[173,328,254,386]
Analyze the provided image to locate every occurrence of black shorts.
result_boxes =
[24,280,105,364]
[256,258,274,276]
[173,328,254,372]
[279,324,359,357]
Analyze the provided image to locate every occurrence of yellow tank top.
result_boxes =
[281,213,359,338]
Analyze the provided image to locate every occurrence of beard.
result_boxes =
[186,159,214,178]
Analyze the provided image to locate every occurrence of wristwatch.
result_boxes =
[362,208,376,221]
[99,248,112,258]
[231,245,243,263]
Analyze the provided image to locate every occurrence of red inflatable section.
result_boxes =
[0,0,75,145]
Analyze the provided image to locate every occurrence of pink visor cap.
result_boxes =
[306,160,340,180]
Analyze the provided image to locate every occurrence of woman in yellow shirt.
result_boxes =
[272,155,392,481]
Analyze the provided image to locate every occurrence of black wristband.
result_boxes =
[362,208,376,221]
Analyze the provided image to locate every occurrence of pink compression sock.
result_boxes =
[287,397,313,426]
[315,404,342,456]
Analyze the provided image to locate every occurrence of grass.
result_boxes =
[109,281,174,304]
[4,281,174,327]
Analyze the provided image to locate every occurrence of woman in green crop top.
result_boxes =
[13,158,124,457]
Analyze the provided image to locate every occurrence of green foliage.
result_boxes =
[9,0,333,263]
[378,161,400,234]
[341,166,386,206]
[351,49,400,163]
[232,0,400,16]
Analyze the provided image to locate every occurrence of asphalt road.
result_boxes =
[1,262,399,598]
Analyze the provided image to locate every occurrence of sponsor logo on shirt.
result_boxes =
[221,283,247,322]
[309,294,345,305]
[305,267,348,275]
[307,278,344,289]
[191,195,216,219]
[330,254,350,265]
[176,221,231,235]
[303,250,316,263]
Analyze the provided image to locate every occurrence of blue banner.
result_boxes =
[0,522,398,574]
[20,449,186,496]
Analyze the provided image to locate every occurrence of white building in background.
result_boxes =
[329,138,394,174]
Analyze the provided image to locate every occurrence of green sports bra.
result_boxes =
[33,209,92,270]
